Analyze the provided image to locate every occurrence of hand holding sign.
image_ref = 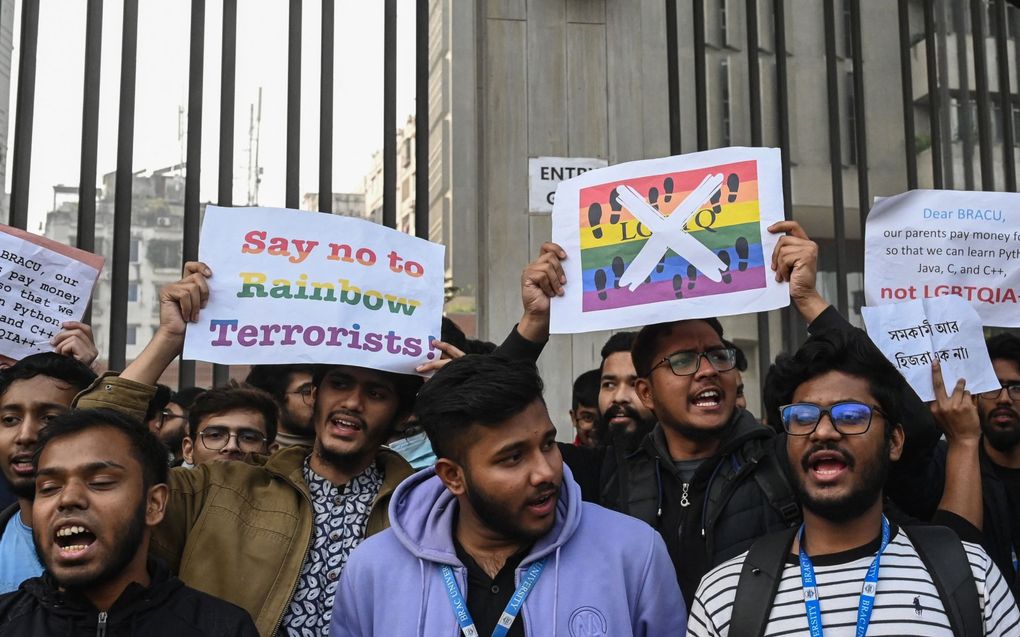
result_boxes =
[929,359,981,445]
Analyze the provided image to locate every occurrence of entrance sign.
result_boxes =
[528,157,608,213]
[864,189,1020,327]
[182,206,445,376]
[549,147,789,333]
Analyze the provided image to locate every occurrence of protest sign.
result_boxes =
[0,224,103,360]
[861,295,999,402]
[549,147,789,333]
[864,189,1020,327]
[182,206,445,376]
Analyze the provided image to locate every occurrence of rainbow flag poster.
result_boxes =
[550,147,790,333]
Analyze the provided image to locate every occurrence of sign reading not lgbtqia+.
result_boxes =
[549,147,789,333]
[182,206,445,376]
[0,224,103,360]
[865,189,1020,327]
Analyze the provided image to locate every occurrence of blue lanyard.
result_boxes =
[440,557,547,637]
[798,516,890,637]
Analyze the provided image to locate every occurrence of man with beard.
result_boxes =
[0,353,96,594]
[245,364,316,448]
[0,408,258,636]
[73,262,421,636]
[898,332,1020,595]
[330,355,684,636]
[595,332,658,453]
[687,330,1020,636]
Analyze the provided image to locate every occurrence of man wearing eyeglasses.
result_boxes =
[180,385,278,466]
[687,330,1020,636]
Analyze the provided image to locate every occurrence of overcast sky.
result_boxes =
[7,0,418,232]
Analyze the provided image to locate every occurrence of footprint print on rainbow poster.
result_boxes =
[577,159,767,312]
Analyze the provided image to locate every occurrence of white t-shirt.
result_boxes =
[687,526,1020,636]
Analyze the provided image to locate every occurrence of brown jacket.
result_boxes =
[74,373,413,636]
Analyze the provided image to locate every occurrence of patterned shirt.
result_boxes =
[281,458,383,636]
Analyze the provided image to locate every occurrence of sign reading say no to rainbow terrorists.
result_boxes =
[182,206,445,376]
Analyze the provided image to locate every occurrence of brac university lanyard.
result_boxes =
[798,516,890,637]
[440,558,547,637]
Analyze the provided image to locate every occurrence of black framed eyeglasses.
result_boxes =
[158,410,187,430]
[198,426,268,452]
[978,383,1020,401]
[651,348,738,376]
[779,401,882,436]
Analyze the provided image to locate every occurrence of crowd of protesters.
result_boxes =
[0,220,1019,635]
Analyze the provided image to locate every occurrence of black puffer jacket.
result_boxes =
[599,410,800,607]
[0,558,257,636]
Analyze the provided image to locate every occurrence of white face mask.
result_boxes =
[388,431,437,470]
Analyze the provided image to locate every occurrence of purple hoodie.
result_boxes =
[330,465,686,637]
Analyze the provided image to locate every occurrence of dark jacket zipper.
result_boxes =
[96,611,108,637]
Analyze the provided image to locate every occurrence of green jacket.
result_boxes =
[74,373,413,636]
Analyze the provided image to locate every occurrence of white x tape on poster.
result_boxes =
[615,173,729,290]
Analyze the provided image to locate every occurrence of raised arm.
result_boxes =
[119,261,211,385]
[929,360,983,531]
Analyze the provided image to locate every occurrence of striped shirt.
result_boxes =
[687,527,1020,636]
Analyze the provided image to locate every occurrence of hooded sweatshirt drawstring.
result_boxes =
[416,558,426,637]
[552,547,562,637]
[654,458,664,521]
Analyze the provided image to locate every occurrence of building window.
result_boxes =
[129,238,140,263]
[147,239,181,270]
[128,282,139,303]
[720,59,731,146]
[842,0,853,58]
[126,325,139,346]
[846,70,857,165]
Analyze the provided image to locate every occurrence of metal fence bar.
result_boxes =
[774,0,792,221]
[383,0,397,229]
[922,0,944,188]
[213,0,238,389]
[822,0,848,318]
[319,0,333,213]
[77,0,103,255]
[897,0,918,190]
[745,0,770,394]
[109,0,140,371]
[665,0,681,154]
[849,0,869,237]
[693,0,708,150]
[971,0,995,189]
[953,0,975,190]
[286,0,302,209]
[414,0,429,239]
[9,0,39,230]
[180,0,206,389]
[994,0,1017,191]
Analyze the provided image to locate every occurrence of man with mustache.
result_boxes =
[0,408,257,636]
[898,333,1020,595]
[330,355,685,636]
[595,332,658,453]
[0,353,96,594]
[687,330,1020,636]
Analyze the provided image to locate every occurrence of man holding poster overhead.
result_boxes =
[75,261,419,636]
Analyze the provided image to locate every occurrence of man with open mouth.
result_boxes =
[0,353,96,595]
[330,355,685,636]
[687,330,1020,636]
[0,408,257,636]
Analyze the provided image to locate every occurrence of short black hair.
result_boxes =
[186,382,280,443]
[987,333,1020,368]
[599,331,638,376]
[722,339,749,372]
[144,384,173,423]
[631,318,725,377]
[415,355,545,462]
[312,365,423,415]
[34,408,169,489]
[171,386,207,411]
[763,329,904,436]
[0,352,96,400]
[571,369,600,411]
[245,364,318,403]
